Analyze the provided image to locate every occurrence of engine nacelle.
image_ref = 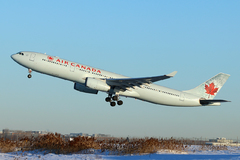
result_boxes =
[74,82,98,94]
[85,77,110,92]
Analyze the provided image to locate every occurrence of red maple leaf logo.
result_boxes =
[47,56,54,61]
[205,82,218,98]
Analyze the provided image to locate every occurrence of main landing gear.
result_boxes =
[27,69,32,78]
[105,95,123,107]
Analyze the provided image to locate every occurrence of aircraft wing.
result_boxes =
[105,71,177,89]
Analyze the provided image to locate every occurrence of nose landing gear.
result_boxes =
[27,69,32,78]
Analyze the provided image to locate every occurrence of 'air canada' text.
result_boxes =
[46,56,102,73]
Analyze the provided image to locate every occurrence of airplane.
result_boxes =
[11,51,230,107]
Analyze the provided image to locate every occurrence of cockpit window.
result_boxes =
[17,52,24,56]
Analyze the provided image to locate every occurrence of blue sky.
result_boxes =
[1,1,239,139]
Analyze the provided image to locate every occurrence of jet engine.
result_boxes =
[85,77,110,92]
[74,82,98,94]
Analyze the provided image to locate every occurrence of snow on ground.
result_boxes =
[0,146,240,160]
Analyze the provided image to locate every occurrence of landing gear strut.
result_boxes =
[112,95,118,101]
[27,69,32,78]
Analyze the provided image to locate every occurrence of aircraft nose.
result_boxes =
[11,54,16,61]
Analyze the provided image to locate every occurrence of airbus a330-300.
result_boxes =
[11,51,230,107]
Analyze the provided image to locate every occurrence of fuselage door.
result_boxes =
[29,53,36,61]
[70,64,75,72]
[179,93,185,101]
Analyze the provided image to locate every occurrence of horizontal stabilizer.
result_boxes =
[200,99,230,105]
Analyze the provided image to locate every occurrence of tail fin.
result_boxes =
[184,73,230,99]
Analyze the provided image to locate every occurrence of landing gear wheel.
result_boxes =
[112,96,118,101]
[27,74,32,78]
[117,100,123,105]
[28,69,32,78]
[110,102,116,107]
[105,97,111,102]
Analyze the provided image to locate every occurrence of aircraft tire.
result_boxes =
[105,97,111,102]
[112,96,118,101]
[110,102,116,107]
[117,100,123,105]
[27,74,32,78]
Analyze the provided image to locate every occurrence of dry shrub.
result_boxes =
[99,137,188,155]
[0,138,17,153]
[67,136,100,153]
[21,133,100,154]
[0,134,229,155]
[0,136,36,153]
[30,133,66,153]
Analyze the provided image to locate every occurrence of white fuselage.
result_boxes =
[11,52,204,107]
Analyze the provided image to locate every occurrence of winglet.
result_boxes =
[166,71,177,77]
